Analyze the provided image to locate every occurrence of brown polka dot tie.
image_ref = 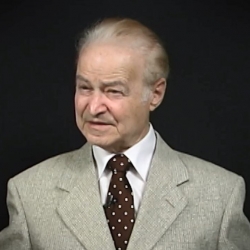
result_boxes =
[104,154,135,250]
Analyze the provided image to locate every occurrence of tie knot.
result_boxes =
[108,154,131,173]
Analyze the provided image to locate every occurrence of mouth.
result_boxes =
[87,121,111,129]
[88,121,109,125]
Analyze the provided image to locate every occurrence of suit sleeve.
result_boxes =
[0,178,31,250]
[218,176,250,250]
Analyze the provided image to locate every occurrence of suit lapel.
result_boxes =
[56,144,115,250]
[55,132,189,250]
[127,133,189,250]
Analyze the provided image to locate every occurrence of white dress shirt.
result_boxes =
[92,124,156,213]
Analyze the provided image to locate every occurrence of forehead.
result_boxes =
[76,43,144,82]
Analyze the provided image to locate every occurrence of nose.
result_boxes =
[88,92,107,116]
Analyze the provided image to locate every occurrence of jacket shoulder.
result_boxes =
[176,151,244,205]
[177,151,240,181]
[12,148,83,187]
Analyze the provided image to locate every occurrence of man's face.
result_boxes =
[75,43,153,153]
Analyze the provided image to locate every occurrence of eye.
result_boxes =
[76,84,93,95]
[108,89,122,94]
[76,84,91,91]
[106,88,125,96]
[79,85,90,90]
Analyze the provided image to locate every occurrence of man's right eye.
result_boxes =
[76,85,93,95]
[78,85,91,90]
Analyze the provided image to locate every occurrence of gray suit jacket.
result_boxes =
[0,133,250,250]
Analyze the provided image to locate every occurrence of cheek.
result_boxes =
[75,94,88,113]
[128,102,149,123]
[110,103,136,124]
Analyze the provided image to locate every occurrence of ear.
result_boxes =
[149,78,167,111]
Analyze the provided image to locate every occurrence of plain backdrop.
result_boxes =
[0,0,250,230]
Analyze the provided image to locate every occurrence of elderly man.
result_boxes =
[0,18,249,250]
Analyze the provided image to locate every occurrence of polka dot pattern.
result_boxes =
[104,154,135,250]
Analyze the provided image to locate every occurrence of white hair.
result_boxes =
[76,18,169,88]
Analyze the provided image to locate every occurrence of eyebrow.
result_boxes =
[102,81,127,88]
[76,75,90,83]
[76,75,127,88]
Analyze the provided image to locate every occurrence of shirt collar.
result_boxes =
[92,123,156,181]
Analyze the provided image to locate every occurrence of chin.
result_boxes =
[85,134,116,150]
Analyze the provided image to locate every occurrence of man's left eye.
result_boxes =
[108,89,122,94]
